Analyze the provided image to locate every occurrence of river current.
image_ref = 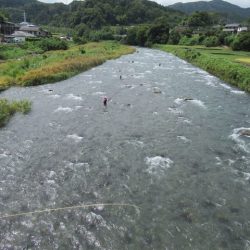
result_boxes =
[0,48,250,249]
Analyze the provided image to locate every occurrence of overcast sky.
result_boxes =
[39,0,250,8]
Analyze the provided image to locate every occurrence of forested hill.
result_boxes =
[0,0,184,28]
[169,0,250,22]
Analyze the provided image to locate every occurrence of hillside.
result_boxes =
[169,0,250,22]
[0,0,184,27]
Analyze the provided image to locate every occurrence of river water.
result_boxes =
[0,48,250,249]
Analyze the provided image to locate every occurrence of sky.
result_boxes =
[38,0,250,8]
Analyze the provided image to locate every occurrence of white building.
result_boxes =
[9,30,35,42]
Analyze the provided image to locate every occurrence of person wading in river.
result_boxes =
[103,96,108,107]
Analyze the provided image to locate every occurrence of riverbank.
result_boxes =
[0,99,31,127]
[155,45,250,93]
[0,41,135,90]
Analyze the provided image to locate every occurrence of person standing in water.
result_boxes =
[103,96,108,107]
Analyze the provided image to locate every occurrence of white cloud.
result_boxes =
[38,0,250,8]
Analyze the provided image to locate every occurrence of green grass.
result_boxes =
[0,41,135,90]
[0,99,31,127]
[155,45,250,92]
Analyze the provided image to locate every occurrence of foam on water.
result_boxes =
[174,98,206,109]
[220,83,232,90]
[145,156,173,175]
[92,91,106,96]
[74,105,83,110]
[177,136,191,143]
[174,98,184,105]
[205,81,216,87]
[54,106,73,113]
[168,107,183,115]
[188,99,206,109]
[230,90,245,95]
[66,94,83,101]
[133,75,145,79]
[229,128,250,153]
[49,94,60,99]
[67,134,83,143]
[126,140,144,147]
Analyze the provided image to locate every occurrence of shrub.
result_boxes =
[0,99,31,127]
[231,32,250,51]
[37,38,68,52]
[202,36,220,47]
[224,34,236,47]
[179,35,201,46]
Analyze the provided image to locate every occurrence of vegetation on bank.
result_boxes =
[0,40,134,90]
[156,45,250,92]
[124,11,250,52]
[0,99,31,127]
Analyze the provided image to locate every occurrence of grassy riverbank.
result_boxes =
[0,41,135,90]
[0,99,31,127]
[155,45,250,92]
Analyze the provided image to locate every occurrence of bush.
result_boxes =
[0,99,31,127]
[37,38,68,52]
[168,30,181,45]
[178,35,201,46]
[231,32,250,51]
[224,34,236,47]
[202,36,220,47]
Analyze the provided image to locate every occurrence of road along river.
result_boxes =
[0,48,250,249]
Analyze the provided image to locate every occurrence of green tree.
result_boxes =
[136,25,149,46]
[231,32,250,51]
[186,11,213,27]
[126,27,137,45]
[147,23,169,44]
[202,36,220,47]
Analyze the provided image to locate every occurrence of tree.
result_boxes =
[186,11,213,27]
[146,17,170,44]
[168,30,181,45]
[231,32,250,51]
[126,27,137,45]
[202,36,220,47]
[136,25,149,46]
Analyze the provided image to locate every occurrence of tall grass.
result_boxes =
[156,45,250,92]
[0,99,31,127]
[0,41,135,90]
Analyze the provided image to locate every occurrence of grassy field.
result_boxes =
[155,45,250,92]
[0,41,135,90]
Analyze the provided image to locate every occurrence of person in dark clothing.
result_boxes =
[103,97,108,107]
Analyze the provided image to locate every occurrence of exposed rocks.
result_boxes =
[153,87,162,94]
[240,129,250,137]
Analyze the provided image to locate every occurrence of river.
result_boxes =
[0,48,250,249]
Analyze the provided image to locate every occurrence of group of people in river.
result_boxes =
[102,59,163,107]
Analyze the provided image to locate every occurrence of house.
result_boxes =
[17,12,50,38]
[0,21,17,35]
[5,30,35,43]
[223,23,240,33]
[238,27,248,33]
[19,24,50,37]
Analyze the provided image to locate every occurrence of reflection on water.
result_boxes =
[0,48,250,249]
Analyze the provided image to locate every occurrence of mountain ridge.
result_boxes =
[169,0,250,22]
[0,0,184,27]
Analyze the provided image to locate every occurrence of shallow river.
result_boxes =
[0,48,250,249]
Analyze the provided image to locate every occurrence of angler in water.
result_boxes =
[103,96,108,107]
